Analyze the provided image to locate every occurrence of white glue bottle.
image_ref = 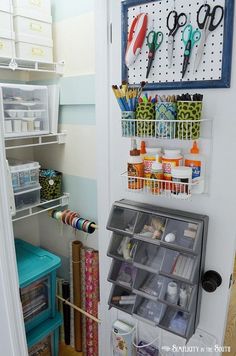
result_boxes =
[184,141,205,194]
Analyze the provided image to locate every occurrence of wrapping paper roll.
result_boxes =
[70,242,74,347]
[62,281,71,345]
[92,251,99,356]
[81,247,87,354]
[56,278,64,342]
[72,241,83,352]
[85,249,95,356]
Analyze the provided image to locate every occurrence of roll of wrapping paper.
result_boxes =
[72,241,83,352]
[62,281,70,345]
[56,278,65,342]
[70,242,74,347]
[85,249,95,356]
[92,251,99,356]
[81,247,87,354]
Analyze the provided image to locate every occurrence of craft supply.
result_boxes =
[13,119,22,132]
[162,149,183,189]
[184,229,197,239]
[167,10,187,68]
[156,101,177,139]
[127,139,144,190]
[125,13,148,68]
[81,247,86,355]
[177,100,203,139]
[144,148,162,187]
[112,295,136,302]
[136,101,155,137]
[62,281,71,345]
[182,25,201,78]
[92,251,99,356]
[39,169,62,200]
[171,166,192,197]
[150,162,163,195]
[112,320,134,356]
[146,29,163,78]
[122,111,136,137]
[166,281,178,304]
[5,120,12,133]
[194,4,224,71]
[117,263,137,288]
[137,341,159,356]
[185,141,205,194]
[140,141,146,160]
[179,288,188,308]
[188,223,198,231]
[139,274,163,297]
[165,233,176,243]
[72,241,82,352]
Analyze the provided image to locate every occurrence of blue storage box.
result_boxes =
[15,239,61,332]
[27,312,62,356]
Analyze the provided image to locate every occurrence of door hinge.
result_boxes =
[109,23,112,44]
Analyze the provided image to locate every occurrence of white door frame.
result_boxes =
[0,121,28,355]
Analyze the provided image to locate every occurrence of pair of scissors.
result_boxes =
[182,25,201,78]
[146,30,163,78]
[167,10,188,68]
[194,4,224,71]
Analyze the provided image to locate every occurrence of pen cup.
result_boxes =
[177,101,203,140]
[136,102,155,138]
[155,102,177,139]
[121,111,136,137]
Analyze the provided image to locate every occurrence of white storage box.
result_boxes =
[14,184,41,210]
[0,11,14,34]
[15,40,53,62]
[1,83,50,138]
[13,0,52,22]
[0,0,13,13]
[14,16,52,42]
[8,159,40,192]
[0,34,15,58]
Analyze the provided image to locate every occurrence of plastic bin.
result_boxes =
[9,159,40,191]
[27,313,62,356]
[15,239,61,332]
[14,184,41,210]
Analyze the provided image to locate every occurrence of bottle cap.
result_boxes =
[140,141,146,154]
[191,141,200,154]
[164,149,181,158]
[130,149,140,156]
[151,162,163,172]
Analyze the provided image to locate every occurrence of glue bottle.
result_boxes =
[127,139,144,190]
[184,141,205,194]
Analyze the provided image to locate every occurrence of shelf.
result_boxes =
[0,57,64,75]
[12,193,70,222]
[5,132,67,150]
[121,172,202,200]
[121,118,212,140]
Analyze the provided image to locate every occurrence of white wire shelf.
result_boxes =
[12,193,70,222]
[121,118,212,140]
[121,172,203,200]
[5,132,67,149]
[0,57,64,74]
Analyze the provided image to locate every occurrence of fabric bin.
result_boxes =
[15,40,53,62]
[39,169,62,201]
[0,11,14,33]
[0,0,12,13]
[0,35,15,58]
[13,0,52,22]
[14,15,52,40]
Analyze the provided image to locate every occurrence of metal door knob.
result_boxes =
[202,270,222,293]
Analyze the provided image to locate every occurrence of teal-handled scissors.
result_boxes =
[182,25,201,78]
[146,30,163,78]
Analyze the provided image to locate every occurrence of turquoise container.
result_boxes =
[27,313,62,356]
[15,239,61,332]
[155,102,177,139]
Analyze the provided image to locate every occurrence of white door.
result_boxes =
[96,1,236,355]
[0,106,28,355]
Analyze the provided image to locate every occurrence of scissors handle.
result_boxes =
[167,11,187,37]
[197,4,224,31]
[182,25,201,46]
[147,31,163,50]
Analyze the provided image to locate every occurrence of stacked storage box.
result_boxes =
[9,159,41,210]
[0,0,15,58]
[13,0,53,62]
[15,239,62,356]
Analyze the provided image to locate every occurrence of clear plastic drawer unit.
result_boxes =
[0,83,50,138]
[106,199,208,340]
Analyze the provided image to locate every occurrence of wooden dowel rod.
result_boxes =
[91,224,98,229]
[56,295,101,324]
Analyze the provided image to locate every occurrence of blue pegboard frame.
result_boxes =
[121,0,234,90]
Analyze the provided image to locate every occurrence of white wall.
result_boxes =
[96,0,236,354]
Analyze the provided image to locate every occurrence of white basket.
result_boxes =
[121,172,201,200]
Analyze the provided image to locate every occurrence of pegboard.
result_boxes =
[121,0,234,90]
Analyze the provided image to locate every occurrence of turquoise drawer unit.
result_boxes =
[27,313,62,356]
[15,239,61,332]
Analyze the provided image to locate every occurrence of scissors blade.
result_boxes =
[168,35,174,68]
[194,30,207,71]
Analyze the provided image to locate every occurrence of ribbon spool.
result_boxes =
[50,209,96,234]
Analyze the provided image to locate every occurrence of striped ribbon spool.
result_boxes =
[50,209,96,234]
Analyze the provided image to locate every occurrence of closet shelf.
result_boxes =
[0,57,64,75]
[12,193,70,222]
[121,118,212,140]
[5,132,67,150]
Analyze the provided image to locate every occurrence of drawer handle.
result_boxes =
[29,0,42,6]
[30,22,42,32]
[32,47,44,57]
